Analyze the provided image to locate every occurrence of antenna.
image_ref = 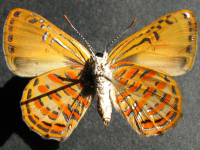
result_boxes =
[64,14,96,58]
[105,19,137,50]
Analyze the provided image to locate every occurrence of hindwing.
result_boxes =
[20,66,94,141]
[111,62,182,136]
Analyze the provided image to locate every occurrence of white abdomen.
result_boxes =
[92,51,113,125]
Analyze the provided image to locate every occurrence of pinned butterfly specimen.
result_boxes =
[3,8,197,141]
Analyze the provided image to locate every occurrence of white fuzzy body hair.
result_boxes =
[92,51,114,125]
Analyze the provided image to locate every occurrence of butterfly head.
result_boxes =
[92,50,110,77]
[93,50,109,64]
[95,52,103,57]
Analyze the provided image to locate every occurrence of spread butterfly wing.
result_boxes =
[20,66,95,141]
[3,8,91,77]
[111,62,182,136]
[108,9,198,76]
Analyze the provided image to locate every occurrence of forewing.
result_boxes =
[108,9,198,76]
[20,66,95,141]
[111,62,182,136]
[3,8,91,77]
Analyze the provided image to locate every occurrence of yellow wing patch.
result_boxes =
[3,8,91,77]
[108,9,198,76]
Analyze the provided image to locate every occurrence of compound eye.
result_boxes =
[95,52,103,57]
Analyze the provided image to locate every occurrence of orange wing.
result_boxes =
[111,62,182,136]
[20,66,95,141]
[3,8,91,77]
[108,9,198,76]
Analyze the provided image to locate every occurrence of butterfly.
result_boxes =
[3,8,197,141]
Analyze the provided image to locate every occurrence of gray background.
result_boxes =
[0,0,199,150]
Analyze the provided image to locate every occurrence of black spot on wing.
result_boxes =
[156,25,162,29]
[155,81,159,86]
[160,93,167,102]
[33,78,39,86]
[158,19,164,23]
[169,112,177,121]
[189,28,194,32]
[143,87,150,95]
[140,70,151,78]
[38,98,44,106]
[128,82,135,89]
[152,89,157,96]
[42,121,52,127]
[138,33,143,37]
[119,70,127,78]
[151,26,155,29]
[172,85,177,96]
[153,31,159,40]
[8,35,13,42]
[37,124,49,132]
[26,104,31,114]
[188,21,193,25]
[165,19,173,24]
[131,69,139,79]
[28,115,36,124]
[10,19,14,24]
[136,84,142,92]
[55,123,66,127]
[128,38,152,51]
[8,26,13,31]
[166,15,171,18]
[28,19,38,23]
[13,11,21,17]
[8,45,14,54]
[146,30,151,33]
[27,89,32,99]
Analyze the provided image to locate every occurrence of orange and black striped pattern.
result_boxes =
[111,62,182,136]
[21,66,95,141]
[3,8,198,141]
